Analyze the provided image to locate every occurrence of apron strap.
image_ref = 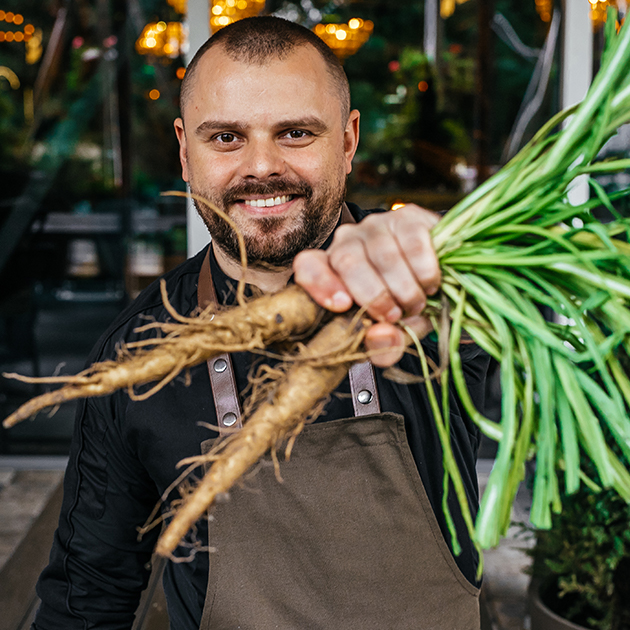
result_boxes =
[338,204,381,415]
[197,248,243,435]
[349,359,381,415]
[197,207,381,435]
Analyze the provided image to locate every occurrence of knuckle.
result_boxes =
[400,204,440,227]
[360,213,392,235]
[362,212,383,226]
[399,233,427,258]
[331,223,354,243]
[328,247,361,274]
[294,250,322,276]
[375,243,400,269]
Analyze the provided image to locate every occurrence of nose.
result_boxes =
[239,137,286,180]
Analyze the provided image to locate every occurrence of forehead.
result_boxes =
[182,45,343,129]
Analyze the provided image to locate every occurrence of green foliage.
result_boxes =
[422,16,630,581]
[531,486,630,629]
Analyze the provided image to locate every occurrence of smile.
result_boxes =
[243,195,294,208]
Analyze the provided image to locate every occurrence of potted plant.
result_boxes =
[528,475,630,630]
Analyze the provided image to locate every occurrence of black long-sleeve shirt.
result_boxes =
[33,204,489,630]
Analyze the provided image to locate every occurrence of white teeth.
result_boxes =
[244,195,290,208]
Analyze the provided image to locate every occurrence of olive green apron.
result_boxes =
[198,413,480,629]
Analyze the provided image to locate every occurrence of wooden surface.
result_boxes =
[0,476,171,630]
[0,480,63,630]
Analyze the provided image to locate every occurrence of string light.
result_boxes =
[313,18,374,60]
[136,21,187,58]
[440,0,471,19]
[25,27,43,64]
[589,0,617,27]
[535,0,553,22]
[210,0,265,32]
[0,8,40,65]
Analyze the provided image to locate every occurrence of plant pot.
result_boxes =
[529,580,588,630]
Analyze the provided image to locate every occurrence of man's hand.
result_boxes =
[293,204,441,367]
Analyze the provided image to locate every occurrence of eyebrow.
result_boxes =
[195,120,248,137]
[274,117,329,134]
[195,116,329,137]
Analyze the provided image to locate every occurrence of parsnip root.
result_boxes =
[3,284,324,428]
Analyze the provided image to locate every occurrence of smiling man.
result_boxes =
[32,16,488,630]
[175,21,355,276]
[175,45,353,275]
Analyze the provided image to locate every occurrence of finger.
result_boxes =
[393,213,441,296]
[293,250,353,312]
[358,216,429,316]
[399,314,434,342]
[364,322,406,367]
[327,232,403,322]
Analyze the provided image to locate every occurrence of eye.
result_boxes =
[279,129,315,146]
[286,129,309,139]
[216,133,237,143]
[210,132,243,151]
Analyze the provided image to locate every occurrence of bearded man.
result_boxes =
[32,16,488,630]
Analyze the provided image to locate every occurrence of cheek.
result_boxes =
[187,149,238,190]
[290,148,346,187]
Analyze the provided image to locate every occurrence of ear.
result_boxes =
[343,109,360,175]
[174,117,189,183]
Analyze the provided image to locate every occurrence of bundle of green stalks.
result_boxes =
[426,10,630,550]
[4,10,630,559]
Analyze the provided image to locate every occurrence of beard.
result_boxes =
[191,175,346,269]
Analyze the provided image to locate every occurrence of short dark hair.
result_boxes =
[180,16,351,123]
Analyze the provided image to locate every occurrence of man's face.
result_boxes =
[174,44,360,268]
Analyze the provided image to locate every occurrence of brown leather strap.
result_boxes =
[339,204,381,416]
[198,248,243,435]
[340,202,355,225]
[349,360,381,416]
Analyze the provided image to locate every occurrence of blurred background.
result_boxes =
[0,0,626,455]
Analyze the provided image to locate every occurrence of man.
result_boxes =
[33,16,488,630]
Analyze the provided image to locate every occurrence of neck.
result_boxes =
[212,244,294,293]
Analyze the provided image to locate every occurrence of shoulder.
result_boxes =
[87,246,209,364]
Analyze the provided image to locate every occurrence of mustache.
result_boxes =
[223,179,312,204]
